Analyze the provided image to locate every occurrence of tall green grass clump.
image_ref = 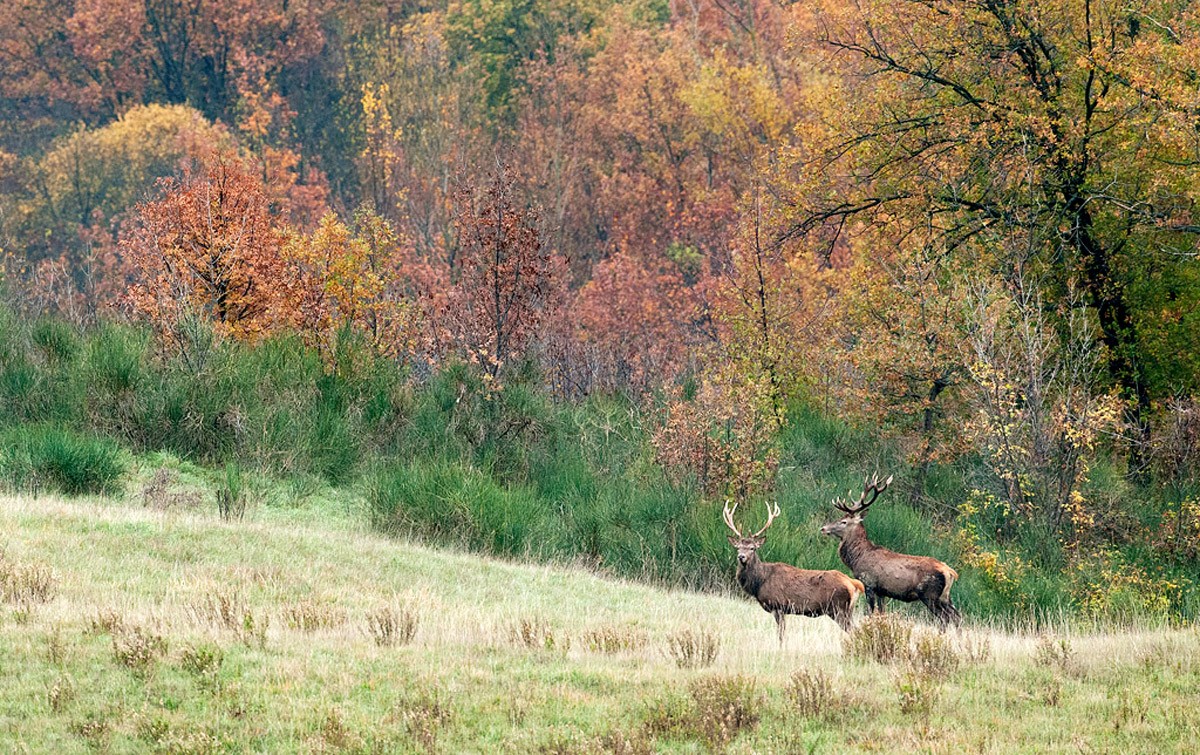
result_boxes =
[368,460,553,556]
[0,425,125,495]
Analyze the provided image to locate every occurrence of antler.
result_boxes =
[722,499,743,537]
[751,500,781,538]
[723,499,782,538]
[832,473,894,515]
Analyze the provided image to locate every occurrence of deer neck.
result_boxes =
[837,524,875,572]
[736,554,766,596]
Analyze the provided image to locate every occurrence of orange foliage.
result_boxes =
[120,154,294,346]
[282,210,420,363]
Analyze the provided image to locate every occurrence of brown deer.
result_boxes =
[723,499,865,640]
[820,474,961,628]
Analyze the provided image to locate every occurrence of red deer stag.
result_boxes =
[820,474,961,628]
[723,499,865,640]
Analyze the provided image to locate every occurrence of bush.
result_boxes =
[843,613,914,664]
[688,675,762,752]
[0,425,125,495]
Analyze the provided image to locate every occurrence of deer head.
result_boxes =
[723,499,781,564]
[820,473,892,540]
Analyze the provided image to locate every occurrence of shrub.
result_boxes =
[0,425,125,495]
[666,628,720,669]
[843,613,914,664]
[689,675,762,752]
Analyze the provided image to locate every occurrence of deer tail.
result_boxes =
[940,567,958,603]
[849,578,866,607]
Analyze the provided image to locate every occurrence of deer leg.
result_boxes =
[921,593,947,627]
[941,599,962,628]
[833,604,853,633]
[774,611,786,643]
[867,589,886,614]
[864,588,878,613]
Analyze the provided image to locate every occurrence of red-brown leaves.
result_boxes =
[573,251,694,395]
[120,154,292,347]
[440,168,556,382]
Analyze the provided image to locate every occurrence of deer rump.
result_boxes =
[848,542,958,604]
[740,564,865,618]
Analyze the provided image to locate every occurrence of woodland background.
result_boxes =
[2,0,1200,622]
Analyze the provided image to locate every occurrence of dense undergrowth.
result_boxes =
[1,306,1196,625]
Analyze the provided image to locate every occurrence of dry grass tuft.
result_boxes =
[509,616,568,651]
[188,587,245,631]
[188,587,269,647]
[666,628,720,669]
[316,708,362,752]
[0,548,56,607]
[141,467,202,511]
[86,607,127,636]
[46,674,75,713]
[70,713,111,746]
[908,628,961,680]
[284,598,346,632]
[787,669,848,719]
[180,643,224,693]
[395,686,455,752]
[538,727,655,755]
[1036,634,1081,676]
[689,675,762,752]
[895,670,940,718]
[366,603,419,647]
[844,613,914,664]
[582,624,647,654]
[111,624,168,678]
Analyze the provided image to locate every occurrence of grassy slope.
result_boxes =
[2,493,1199,753]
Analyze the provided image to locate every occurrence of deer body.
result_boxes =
[724,501,864,640]
[821,475,961,628]
[735,550,864,637]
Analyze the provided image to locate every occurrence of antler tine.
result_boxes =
[860,472,894,510]
[831,472,894,515]
[750,500,782,538]
[722,499,744,538]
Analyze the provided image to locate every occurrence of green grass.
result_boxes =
[0,426,126,495]
[2,492,1199,753]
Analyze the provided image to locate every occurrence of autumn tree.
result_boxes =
[120,154,293,358]
[282,209,420,364]
[0,0,331,125]
[783,0,1200,475]
[563,251,694,396]
[440,167,557,383]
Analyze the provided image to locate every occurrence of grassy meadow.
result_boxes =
[3,483,1199,754]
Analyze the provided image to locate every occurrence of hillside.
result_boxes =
[2,493,1198,753]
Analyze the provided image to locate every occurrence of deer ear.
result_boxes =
[751,535,766,547]
[727,535,740,546]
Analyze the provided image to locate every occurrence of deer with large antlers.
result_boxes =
[723,500,865,640]
[820,474,961,628]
